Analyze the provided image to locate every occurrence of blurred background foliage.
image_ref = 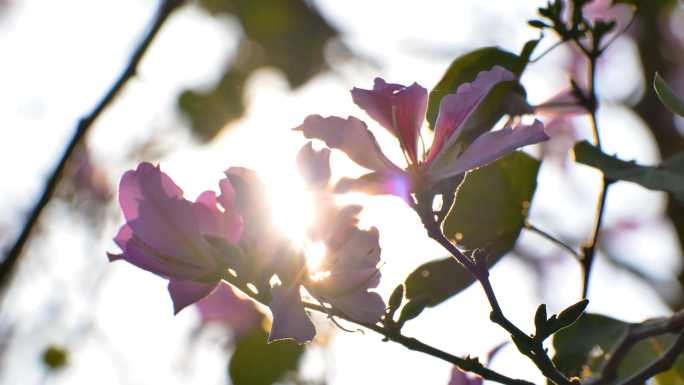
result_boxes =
[178,0,347,142]
[4,0,684,384]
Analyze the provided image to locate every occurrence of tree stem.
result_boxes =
[0,0,184,309]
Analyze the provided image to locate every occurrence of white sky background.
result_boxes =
[0,0,680,384]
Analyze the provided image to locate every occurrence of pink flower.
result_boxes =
[295,66,549,202]
[578,0,634,50]
[108,162,243,314]
[225,150,386,344]
[195,282,264,339]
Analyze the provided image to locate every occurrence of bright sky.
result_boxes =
[0,0,679,384]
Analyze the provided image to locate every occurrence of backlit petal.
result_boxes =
[119,163,212,268]
[426,66,517,171]
[268,284,316,344]
[426,120,548,183]
[295,114,403,174]
[352,78,428,164]
[167,279,219,315]
[296,141,332,188]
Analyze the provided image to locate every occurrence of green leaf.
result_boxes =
[573,141,684,206]
[534,304,548,336]
[553,313,684,382]
[229,329,305,385]
[553,299,589,333]
[655,72,684,118]
[387,284,404,319]
[397,295,431,326]
[426,46,520,132]
[405,152,541,306]
[528,20,550,29]
[431,40,539,146]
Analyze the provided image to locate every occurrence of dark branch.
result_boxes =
[586,310,684,385]
[0,0,184,305]
[423,220,575,385]
[302,302,534,385]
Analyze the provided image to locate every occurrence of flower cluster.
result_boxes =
[295,66,549,203]
[108,66,547,345]
[109,147,385,344]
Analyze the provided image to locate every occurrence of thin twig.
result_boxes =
[524,222,580,259]
[586,310,684,385]
[423,222,575,385]
[618,332,684,385]
[575,49,608,299]
[0,0,184,305]
[217,267,532,385]
[301,302,534,385]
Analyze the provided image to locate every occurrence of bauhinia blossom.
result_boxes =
[295,66,549,202]
[108,162,243,315]
[226,157,386,344]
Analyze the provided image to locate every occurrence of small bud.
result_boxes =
[388,284,405,318]
[473,243,493,266]
[397,295,431,328]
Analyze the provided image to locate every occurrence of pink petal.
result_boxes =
[192,191,220,237]
[296,142,332,188]
[223,168,271,244]
[330,289,386,324]
[425,66,517,171]
[112,224,133,251]
[118,163,212,268]
[167,279,219,315]
[195,283,264,338]
[334,172,413,203]
[582,0,634,49]
[320,204,363,252]
[268,284,316,344]
[217,178,244,245]
[294,114,404,174]
[115,242,209,281]
[351,78,428,165]
[425,120,549,183]
[448,366,482,385]
[328,227,381,275]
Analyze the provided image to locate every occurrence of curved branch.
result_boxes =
[586,310,684,385]
[0,0,185,305]
[302,302,534,385]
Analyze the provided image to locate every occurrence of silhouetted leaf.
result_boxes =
[655,72,684,118]
[405,152,541,306]
[229,329,305,385]
[553,313,684,383]
[426,40,538,146]
[397,295,431,327]
[180,0,344,141]
[573,141,684,206]
[553,299,589,333]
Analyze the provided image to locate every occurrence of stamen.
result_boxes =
[411,114,427,162]
[392,106,412,167]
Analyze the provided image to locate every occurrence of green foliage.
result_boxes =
[655,72,684,118]
[229,329,305,385]
[425,41,538,144]
[553,313,684,382]
[43,346,68,369]
[533,300,589,343]
[573,141,684,206]
[405,152,541,306]
[396,295,431,328]
[387,284,404,320]
[179,0,342,142]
